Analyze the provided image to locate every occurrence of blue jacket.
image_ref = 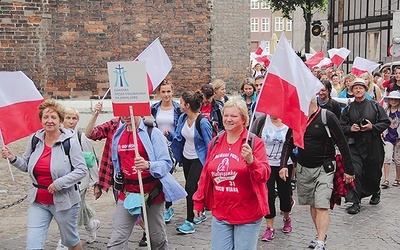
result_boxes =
[150,100,181,129]
[168,113,212,165]
[111,119,187,202]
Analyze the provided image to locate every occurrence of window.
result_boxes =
[368,32,380,61]
[275,17,284,31]
[261,1,271,9]
[251,0,259,9]
[261,18,270,32]
[251,18,259,32]
[286,19,292,31]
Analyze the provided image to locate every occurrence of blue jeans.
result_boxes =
[26,202,80,249]
[211,216,262,250]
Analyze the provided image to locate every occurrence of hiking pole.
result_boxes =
[0,129,15,181]
[130,106,151,250]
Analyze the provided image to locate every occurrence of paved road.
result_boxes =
[1,137,400,249]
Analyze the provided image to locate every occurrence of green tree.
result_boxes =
[267,0,328,53]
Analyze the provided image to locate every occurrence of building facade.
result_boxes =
[0,0,250,98]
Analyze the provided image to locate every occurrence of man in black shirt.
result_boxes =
[280,97,354,250]
[340,78,390,214]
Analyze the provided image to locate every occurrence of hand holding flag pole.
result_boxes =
[0,129,15,182]
[129,106,151,250]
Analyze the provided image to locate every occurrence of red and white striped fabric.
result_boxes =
[255,34,323,148]
[328,47,350,67]
[351,57,379,77]
[253,41,271,67]
[305,51,324,68]
[0,71,44,144]
[135,38,172,94]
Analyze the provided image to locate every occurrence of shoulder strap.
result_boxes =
[31,135,39,153]
[62,139,73,170]
[195,114,205,137]
[77,130,82,147]
[147,126,153,140]
[321,108,332,138]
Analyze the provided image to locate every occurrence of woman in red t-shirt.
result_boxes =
[193,99,270,250]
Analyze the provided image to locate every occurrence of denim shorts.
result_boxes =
[26,202,80,249]
[296,163,335,209]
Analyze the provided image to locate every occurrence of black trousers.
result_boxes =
[182,157,203,222]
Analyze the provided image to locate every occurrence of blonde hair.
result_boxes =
[222,99,249,127]
[360,72,374,92]
[212,79,226,90]
[64,107,80,120]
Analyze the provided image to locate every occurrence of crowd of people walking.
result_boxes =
[2,60,399,250]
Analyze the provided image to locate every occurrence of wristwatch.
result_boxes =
[147,161,151,170]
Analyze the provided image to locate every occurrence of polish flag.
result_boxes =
[314,57,333,69]
[0,71,44,145]
[135,38,172,93]
[253,41,271,67]
[255,34,323,148]
[351,57,379,76]
[328,47,350,67]
[305,51,324,68]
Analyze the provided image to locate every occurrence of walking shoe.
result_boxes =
[261,227,275,242]
[176,220,195,234]
[193,212,207,225]
[56,239,67,250]
[282,217,292,233]
[308,235,327,248]
[369,190,381,205]
[314,241,326,250]
[291,179,297,190]
[164,207,174,223]
[85,219,101,244]
[139,232,147,247]
[347,203,361,214]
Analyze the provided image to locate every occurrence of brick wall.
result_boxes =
[0,0,249,99]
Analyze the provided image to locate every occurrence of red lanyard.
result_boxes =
[306,107,321,128]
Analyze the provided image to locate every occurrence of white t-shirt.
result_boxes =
[181,121,198,159]
[156,108,174,135]
[261,115,292,167]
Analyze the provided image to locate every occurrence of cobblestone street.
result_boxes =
[1,135,400,249]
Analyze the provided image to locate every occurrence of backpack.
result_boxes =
[76,130,98,168]
[195,114,219,138]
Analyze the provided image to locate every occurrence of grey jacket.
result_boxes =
[12,127,87,211]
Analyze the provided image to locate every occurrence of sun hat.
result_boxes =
[350,78,368,90]
[384,91,400,100]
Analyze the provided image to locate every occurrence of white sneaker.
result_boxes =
[56,239,67,250]
[85,219,101,244]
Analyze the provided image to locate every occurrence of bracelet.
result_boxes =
[10,156,17,164]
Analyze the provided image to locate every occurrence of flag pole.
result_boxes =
[0,129,15,182]
[246,73,268,143]
[129,106,151,250]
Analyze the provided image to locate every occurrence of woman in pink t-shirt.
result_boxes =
[193,99,270,250]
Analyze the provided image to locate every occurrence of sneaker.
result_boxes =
[56,239,67,250]
[282,217,292,233]
[85,219,101,244]
[139,232,147,247]
[261,227,275,242]
[176,220,195,234]
[308,235,327,248]
[291,179,297,190]
[314,241,326,250]
[164,207,174,223]
[193,212,207,225]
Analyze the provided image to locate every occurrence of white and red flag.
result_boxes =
[135,38,172,93]
[255,34,323,148]
[351,57,379,76]
[304,51,325,68]
[253,41,271,67]
[328,47,350,67]
[0,71,44,145]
